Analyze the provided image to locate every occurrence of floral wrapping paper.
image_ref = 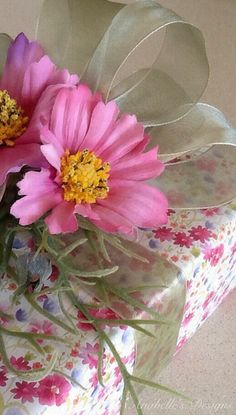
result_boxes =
[140,203,236,350]
[0,203,236,415]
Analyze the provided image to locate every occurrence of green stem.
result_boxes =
[31,286,72,299]
[0,310,13,320]
[130,376,191,401]
[120,385,128,415]
[85,229,103,268]
[97,233,111,262]
[93,318,171,326]
[0,334,58,382]
[57,237,88,260]
[101,279,166,321]
[58,291,80,333]
[65,292,144,415]
[0,326,69,345]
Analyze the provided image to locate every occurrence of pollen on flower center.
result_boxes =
[60,149,110,204]
[0,90,28,146]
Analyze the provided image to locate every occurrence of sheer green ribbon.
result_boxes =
[0,33,11,76]
[0,0,235,393]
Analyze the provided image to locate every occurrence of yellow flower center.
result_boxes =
[60,149,110,204]
[0,90,28,146]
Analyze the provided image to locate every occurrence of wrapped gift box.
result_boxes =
[140,203,236,351]
[0,202,235,415]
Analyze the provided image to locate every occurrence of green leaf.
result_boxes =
[130,376,192,401]
[97,233,111,262]
[104,234,149,263]
[26,294,75,335]
[120,385,128,415]
[101,279,167,321]
[5,230,15,266]
[57,237,88,260]
[0,334,58,382]
[61,261,119,278]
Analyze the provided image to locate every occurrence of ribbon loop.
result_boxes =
[151,103,236,161]
[0,33,12,76]
[36,0,123,75]
[82,1,209,126]
[156,144,236,209]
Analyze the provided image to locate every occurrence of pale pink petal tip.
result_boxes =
[10,169,62,225]
[45,202,78,234]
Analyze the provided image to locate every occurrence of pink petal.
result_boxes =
[41,144,61,171]
[75,204,100,221]
[16,121,41,145]
[45,201,78,234]
[110,147,164,181]
[11,169,62,225]
[20,56,58,115]
[117,134,150,161]
[90,204,134,235]
[80,101,119,151]
[17,85,70,146]
[97,114,145,163]
[49,85,95,153]
[0,143,45,186]
[48,68,78,87]
[99,180,168,229]
[21,57,79,116]
[40,126,64,155]
[17,169,58,196]
[0,33,44,101]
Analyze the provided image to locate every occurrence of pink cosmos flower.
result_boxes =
[11,84,168,235]
[37,374,71,406]
[0,33,77,185]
